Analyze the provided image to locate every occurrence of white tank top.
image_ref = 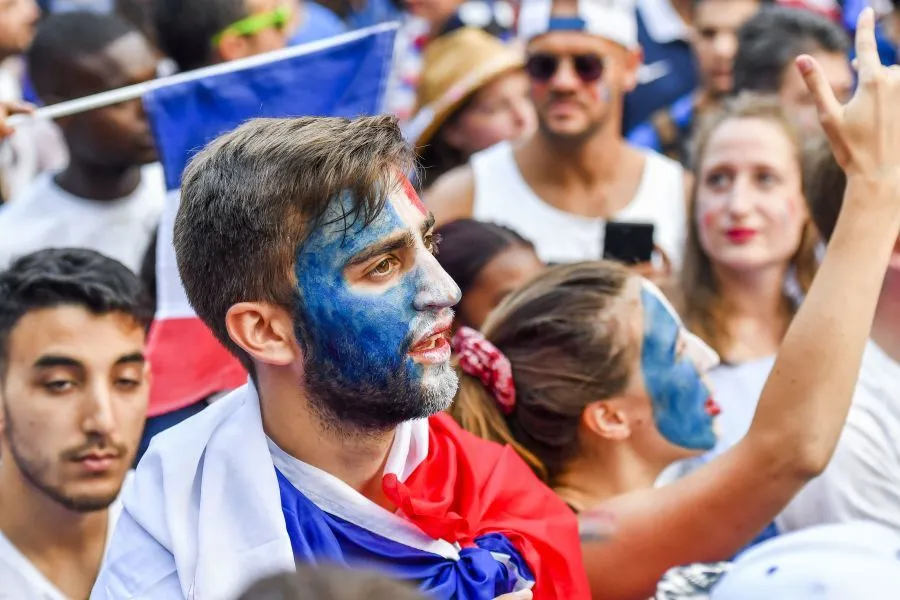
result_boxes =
[471,141,687,266]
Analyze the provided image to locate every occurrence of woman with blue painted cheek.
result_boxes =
[448,254,887,598]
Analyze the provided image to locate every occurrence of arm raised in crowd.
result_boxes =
[580,9,900,599]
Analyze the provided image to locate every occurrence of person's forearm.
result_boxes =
[746,175,900,475]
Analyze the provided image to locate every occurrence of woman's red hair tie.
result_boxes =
[452,326,516,415]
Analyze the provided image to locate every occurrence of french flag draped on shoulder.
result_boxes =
[93,384,590,599]
[143,24,397,417]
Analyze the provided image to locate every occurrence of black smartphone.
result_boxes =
[603,221,655,265]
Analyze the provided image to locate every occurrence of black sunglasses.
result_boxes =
[524,53,605,83]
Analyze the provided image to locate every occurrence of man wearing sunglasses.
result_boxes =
[427,0,689,271]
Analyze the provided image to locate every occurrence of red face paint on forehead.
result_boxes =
[399,172,427,216]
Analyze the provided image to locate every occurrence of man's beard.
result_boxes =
[295,315,459,435]
[3,410,118,513]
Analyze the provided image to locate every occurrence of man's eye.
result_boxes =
[373,259,393,274]
[44,380,75,393]
[115,378,142,391]
[367,257,400,280]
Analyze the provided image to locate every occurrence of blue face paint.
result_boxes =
[639,286,717,451]
[294,189,461,431]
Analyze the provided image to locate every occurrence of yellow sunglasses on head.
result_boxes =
[211,5,290,47]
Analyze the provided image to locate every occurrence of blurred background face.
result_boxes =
[216,0,288,61]
[0,0,38,58]
[60,32,159,168]
[692,0,762,97]
[778,49,853,134]
[441,70,536,157]
[457,243,544,330]
[526,30,638,142]
[695,117,807,274]
[0,307,148,512]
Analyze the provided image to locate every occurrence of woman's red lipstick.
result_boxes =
[725,228,758,244]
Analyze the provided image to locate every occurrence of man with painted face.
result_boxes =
[92,116,589,600]
[426,0,689,269]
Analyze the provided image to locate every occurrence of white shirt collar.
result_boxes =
[636,0,691,44]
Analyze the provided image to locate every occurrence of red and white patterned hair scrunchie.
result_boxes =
[452,326,516,415]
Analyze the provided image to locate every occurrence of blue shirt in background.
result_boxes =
[623,0,698,135]
[289,1,347,45]
[344,0,403,29]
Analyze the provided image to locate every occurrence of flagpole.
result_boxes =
[7,21,400,126]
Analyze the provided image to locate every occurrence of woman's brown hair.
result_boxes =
[680,93,820,358]
[449,261,635,483]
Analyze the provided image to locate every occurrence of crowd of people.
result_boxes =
[0,0,900,598]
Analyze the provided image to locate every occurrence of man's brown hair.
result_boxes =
[236,566,427,600]
[174,115,414,370]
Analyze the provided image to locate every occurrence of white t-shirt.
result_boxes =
[0,474,130,600]
[470,141,688,267]
[0,163,165,273]
[778,340,900,533]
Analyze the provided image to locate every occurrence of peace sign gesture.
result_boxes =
[797,8,900,182]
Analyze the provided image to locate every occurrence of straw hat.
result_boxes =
[405,27,525,149]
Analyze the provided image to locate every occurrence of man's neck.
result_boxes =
[257,371,397,510]
[0,463,109,597]
[871,273,900,365]
[521,121,629,188]
[54,159,143,202]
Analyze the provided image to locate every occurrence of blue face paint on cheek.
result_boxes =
[295,199,419,390]
[293,193,459,408]
[640,288,717,451]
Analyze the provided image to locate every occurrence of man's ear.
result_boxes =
[225,302,299,367]
[582,400,632,442]
[622,46,645,93]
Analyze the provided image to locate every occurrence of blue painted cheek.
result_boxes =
[293,201,428,391]
[640,289,717,451]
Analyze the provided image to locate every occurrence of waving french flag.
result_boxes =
[141,25,397,417]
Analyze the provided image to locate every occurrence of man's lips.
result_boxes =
[409,321,453,364]
[73,450,122,474]
[705,397,722,417]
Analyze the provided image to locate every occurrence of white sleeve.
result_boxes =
[91,507,184,600]
[777,404,900,533]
